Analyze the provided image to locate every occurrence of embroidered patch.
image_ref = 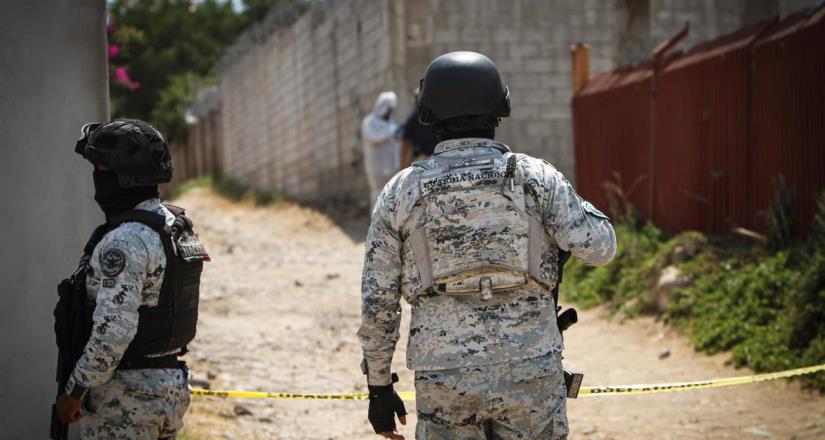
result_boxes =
[582,201,610,220]
[102,278,115,288]
[100,249,126,277]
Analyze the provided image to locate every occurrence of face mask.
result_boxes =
[93,170,158,219]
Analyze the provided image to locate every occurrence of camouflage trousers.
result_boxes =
[79,368,190,439]
[414,352,568,440]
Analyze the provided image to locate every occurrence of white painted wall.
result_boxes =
[0,1,109,438]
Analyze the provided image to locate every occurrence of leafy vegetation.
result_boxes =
[108,0,308,142]
[766,175,797,251]
[561,190,825,391]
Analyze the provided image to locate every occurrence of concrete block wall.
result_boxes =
[401,0,621,180]
[640,0,816,61]
[650,0,749,49]
[198,0,807,201]
[219,0,402,201]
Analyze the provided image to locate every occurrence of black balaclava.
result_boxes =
[93,170,159,220]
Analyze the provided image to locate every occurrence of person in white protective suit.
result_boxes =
[361,91,400,206]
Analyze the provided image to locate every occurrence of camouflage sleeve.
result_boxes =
[67,230,149,390]
[537,161,617,266]
[357,183,404,386]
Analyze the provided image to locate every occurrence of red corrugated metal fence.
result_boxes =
[573,6,825,235]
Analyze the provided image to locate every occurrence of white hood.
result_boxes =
[362,91,399,145]
[371,91,397,117]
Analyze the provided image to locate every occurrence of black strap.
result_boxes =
[108,209,171,235]
[83,205,181,256]
[83,224,111,256]
[116,355,182,370]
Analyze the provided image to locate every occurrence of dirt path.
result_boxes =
[177,188,824,440]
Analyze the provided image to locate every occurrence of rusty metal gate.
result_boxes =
[573,6,825,235]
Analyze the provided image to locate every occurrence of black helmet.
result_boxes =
[418,51,511,125]
[75,119,173,187]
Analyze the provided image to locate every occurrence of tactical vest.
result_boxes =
[80,204,208,361]
[410,149,552,300]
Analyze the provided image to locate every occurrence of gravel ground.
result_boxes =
[176,187,825,440]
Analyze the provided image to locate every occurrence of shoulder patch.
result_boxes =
[582,201,610,220]
[100,248,126,277]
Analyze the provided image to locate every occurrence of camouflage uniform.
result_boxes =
[358,138,616,439]
[415,353,567,439]
[66,198,190,439]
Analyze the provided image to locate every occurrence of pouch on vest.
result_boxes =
[410,153,551,299]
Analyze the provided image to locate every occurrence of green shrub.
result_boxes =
[812,191,825,250]
[561,197,825,391]
[766,175,796,251]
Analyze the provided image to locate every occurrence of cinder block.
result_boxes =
[524,58,553,72]
[522,28,550,43]
[509,42,540,59]
[493,28,519,43]
[460,27,492,43]
[434,28,459,43]
[526,121,552,137]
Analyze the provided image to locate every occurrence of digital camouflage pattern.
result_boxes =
[415,352,568,439]
[358,138,616,386]
[66,198,190,438]
[80,368,189,439]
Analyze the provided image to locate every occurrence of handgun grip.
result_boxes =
[557,308,578,332]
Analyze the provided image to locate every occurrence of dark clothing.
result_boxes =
[402,111,438,157]
[93,170,159,220]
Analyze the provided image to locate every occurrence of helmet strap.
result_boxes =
[434,115,498,141]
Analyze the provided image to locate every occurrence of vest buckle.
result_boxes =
[479,277,494,301]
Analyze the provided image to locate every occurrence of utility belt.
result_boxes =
[116,354,185,371]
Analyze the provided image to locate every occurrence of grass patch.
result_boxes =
[170,174,284,206]
[212,174,284,206]
[169,175,213,200]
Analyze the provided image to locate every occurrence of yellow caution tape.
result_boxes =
[188,389,412,401]
[189,363,825,401]
[578,363,825,396]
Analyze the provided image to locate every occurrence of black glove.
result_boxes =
[368,377,407,434]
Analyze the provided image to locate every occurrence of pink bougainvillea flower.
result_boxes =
[108,44,119,59]
[107,21,115,33]
[113,67,140,90]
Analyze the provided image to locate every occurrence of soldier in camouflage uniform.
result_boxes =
[56,120,207,439]
[358,52,616,440]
